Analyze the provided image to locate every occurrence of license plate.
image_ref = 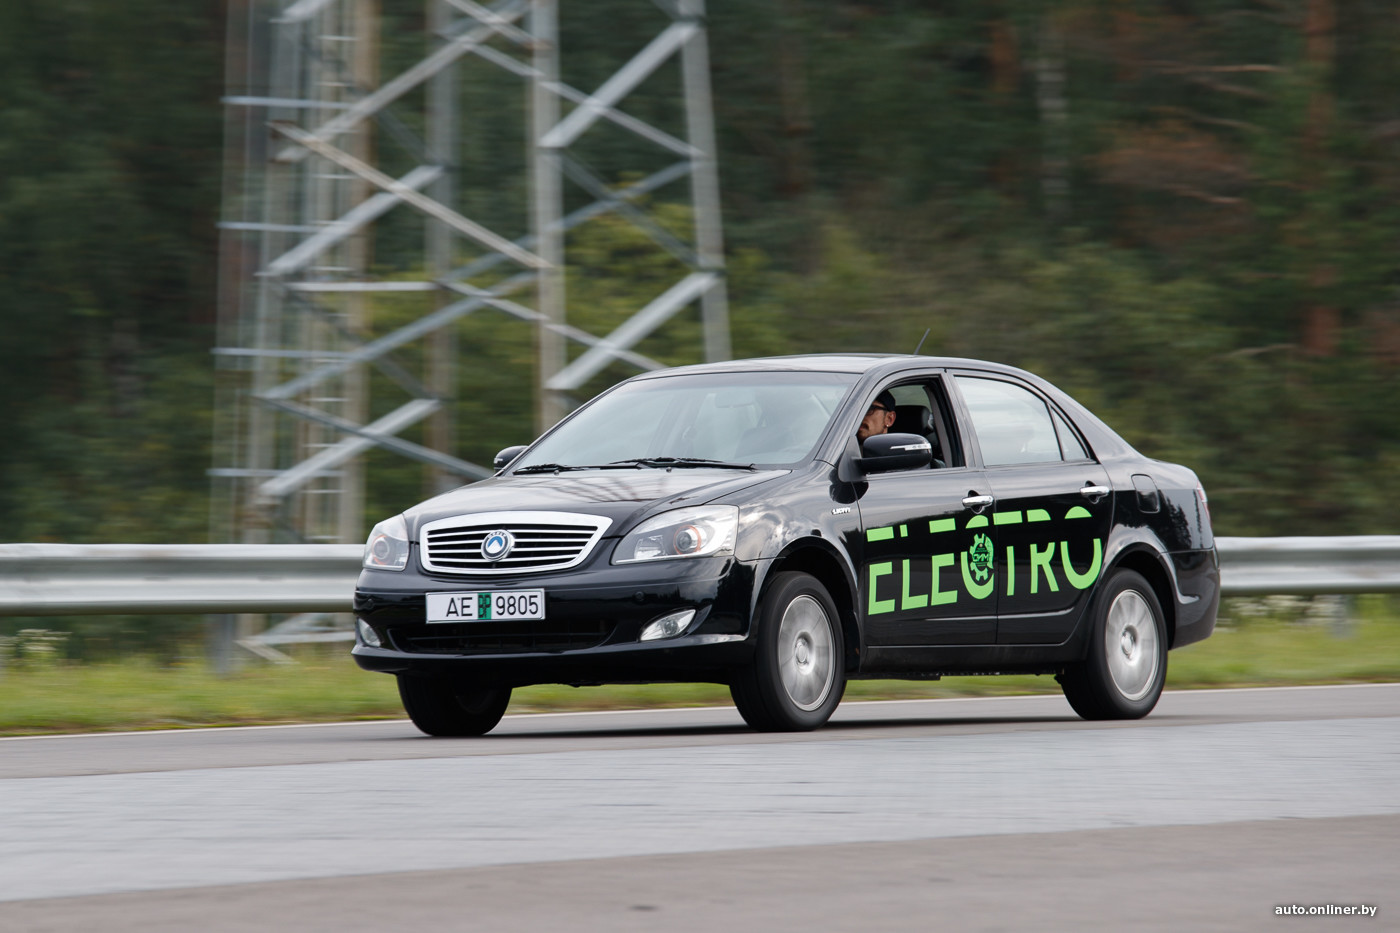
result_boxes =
[426,590,545,623]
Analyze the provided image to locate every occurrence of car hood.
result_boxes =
[402,468,790,536]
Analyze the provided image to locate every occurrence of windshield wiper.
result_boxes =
[517,457,759,474]
[514,462,647,474]
[609,457,757,471]
[513,463,584,474]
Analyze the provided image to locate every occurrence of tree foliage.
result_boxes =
[0,0,222,543]
[1,0,1398,570]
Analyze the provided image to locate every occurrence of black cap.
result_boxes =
[874,390,896,411]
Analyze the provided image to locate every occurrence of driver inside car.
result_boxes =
[857,390,897,445]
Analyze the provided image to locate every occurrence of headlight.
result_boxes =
[613,506,738,564]
[363,514,410,571]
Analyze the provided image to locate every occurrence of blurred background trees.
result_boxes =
[1,0,1398,561]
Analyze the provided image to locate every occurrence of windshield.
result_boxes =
[514,371,858,470]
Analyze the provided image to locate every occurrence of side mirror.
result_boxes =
[858,433,933,473]
[493,445,529,470]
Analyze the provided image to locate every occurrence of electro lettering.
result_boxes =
[865,507,1103,615]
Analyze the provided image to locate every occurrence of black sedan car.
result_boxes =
[353,354,1218,735]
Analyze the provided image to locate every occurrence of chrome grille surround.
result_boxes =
[419,511,613,575]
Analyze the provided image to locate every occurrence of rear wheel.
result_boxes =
[1059,569,1166,720]
[397,676,512,736]
[730,572,846,732]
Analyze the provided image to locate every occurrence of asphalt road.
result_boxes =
[1,684,1395,931]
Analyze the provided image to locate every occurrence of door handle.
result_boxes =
[962,494,994,513]
[1080,485,1110,501]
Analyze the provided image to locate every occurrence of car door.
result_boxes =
[855,379,998,646]
[952,374,1112,644]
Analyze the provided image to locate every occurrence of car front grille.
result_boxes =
[390,620,613,655]
[419,511,612,575]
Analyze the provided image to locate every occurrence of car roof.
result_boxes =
[629,353,1032,380]
[623,353,1138,460]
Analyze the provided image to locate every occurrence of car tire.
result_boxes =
[730,571,846,732]
[1059,569,1167,720]
[397,676,512,736]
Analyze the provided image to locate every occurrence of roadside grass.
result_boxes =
[1,596,1396,736]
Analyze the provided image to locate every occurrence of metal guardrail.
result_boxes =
[0,543,362,616]
[1,537,1398,619]
[1215,536,1400,597]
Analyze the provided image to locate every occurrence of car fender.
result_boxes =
[733,473,863,668]
[745,535,864,671]
[1090,525,1187,643]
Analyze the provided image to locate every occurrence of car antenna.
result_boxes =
[913,328,930,355]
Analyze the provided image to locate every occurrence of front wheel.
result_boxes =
[730,572,846,732]
[1059,569,1167,720]
[397,676,512,736]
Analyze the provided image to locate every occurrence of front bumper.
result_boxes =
[351,553,758,687]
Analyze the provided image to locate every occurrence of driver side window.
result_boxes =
[875,380,960,469]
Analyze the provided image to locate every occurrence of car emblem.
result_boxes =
[481,530,514,562]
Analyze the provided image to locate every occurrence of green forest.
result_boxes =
[2,0,1399,558]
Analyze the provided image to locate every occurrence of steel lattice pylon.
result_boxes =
[213,0,730,550]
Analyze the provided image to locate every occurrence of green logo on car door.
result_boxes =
[967,533,993,584]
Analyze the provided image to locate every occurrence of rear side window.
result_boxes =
[956,376,1061,466]
[1052,408,1090,460]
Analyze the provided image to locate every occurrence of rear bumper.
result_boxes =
[1170,547,1220,649]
